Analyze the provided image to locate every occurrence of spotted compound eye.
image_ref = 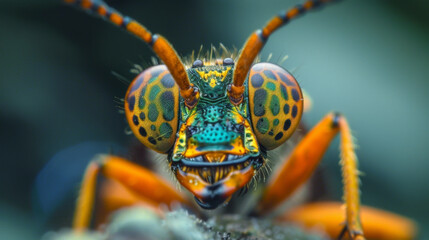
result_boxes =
[248,63,303,150]
[125,65,179,153]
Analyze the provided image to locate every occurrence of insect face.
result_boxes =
[172,60,262,209]
[125,58,303,209]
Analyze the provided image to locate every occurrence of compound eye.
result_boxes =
[248,63,303,150]
[192,59,204,68]
[124,65,179,153]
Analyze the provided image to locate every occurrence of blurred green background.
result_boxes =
[1,0,428,239]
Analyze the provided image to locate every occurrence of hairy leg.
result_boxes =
[257,113,364,239]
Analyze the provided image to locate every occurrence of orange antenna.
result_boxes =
[64,0,198,107]
[230,0,339,105]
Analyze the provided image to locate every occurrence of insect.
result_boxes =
[60,0,417,239]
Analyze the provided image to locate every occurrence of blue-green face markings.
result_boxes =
[172,64,260,166]
[283,104,290,114]
[160,91,175,121]
[149,85,161,101]
[253,89,267,117]
[273,119,279,126]
[139,112,145,121]
[280,84,288,100]
[266,82,276,91]
[256,117,269,134]
[270,95,280,116]
[159,122,173,138]
[138,87,146,109]
[148,103,159,122]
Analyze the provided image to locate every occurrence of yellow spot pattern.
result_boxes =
[196,67,231,88]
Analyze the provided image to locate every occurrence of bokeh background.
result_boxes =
[1,0,428,239]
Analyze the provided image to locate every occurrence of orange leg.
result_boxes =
[73,155,191,231]
[257,113,364,239]
[279,202,417,240]
[94,178,165,227]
